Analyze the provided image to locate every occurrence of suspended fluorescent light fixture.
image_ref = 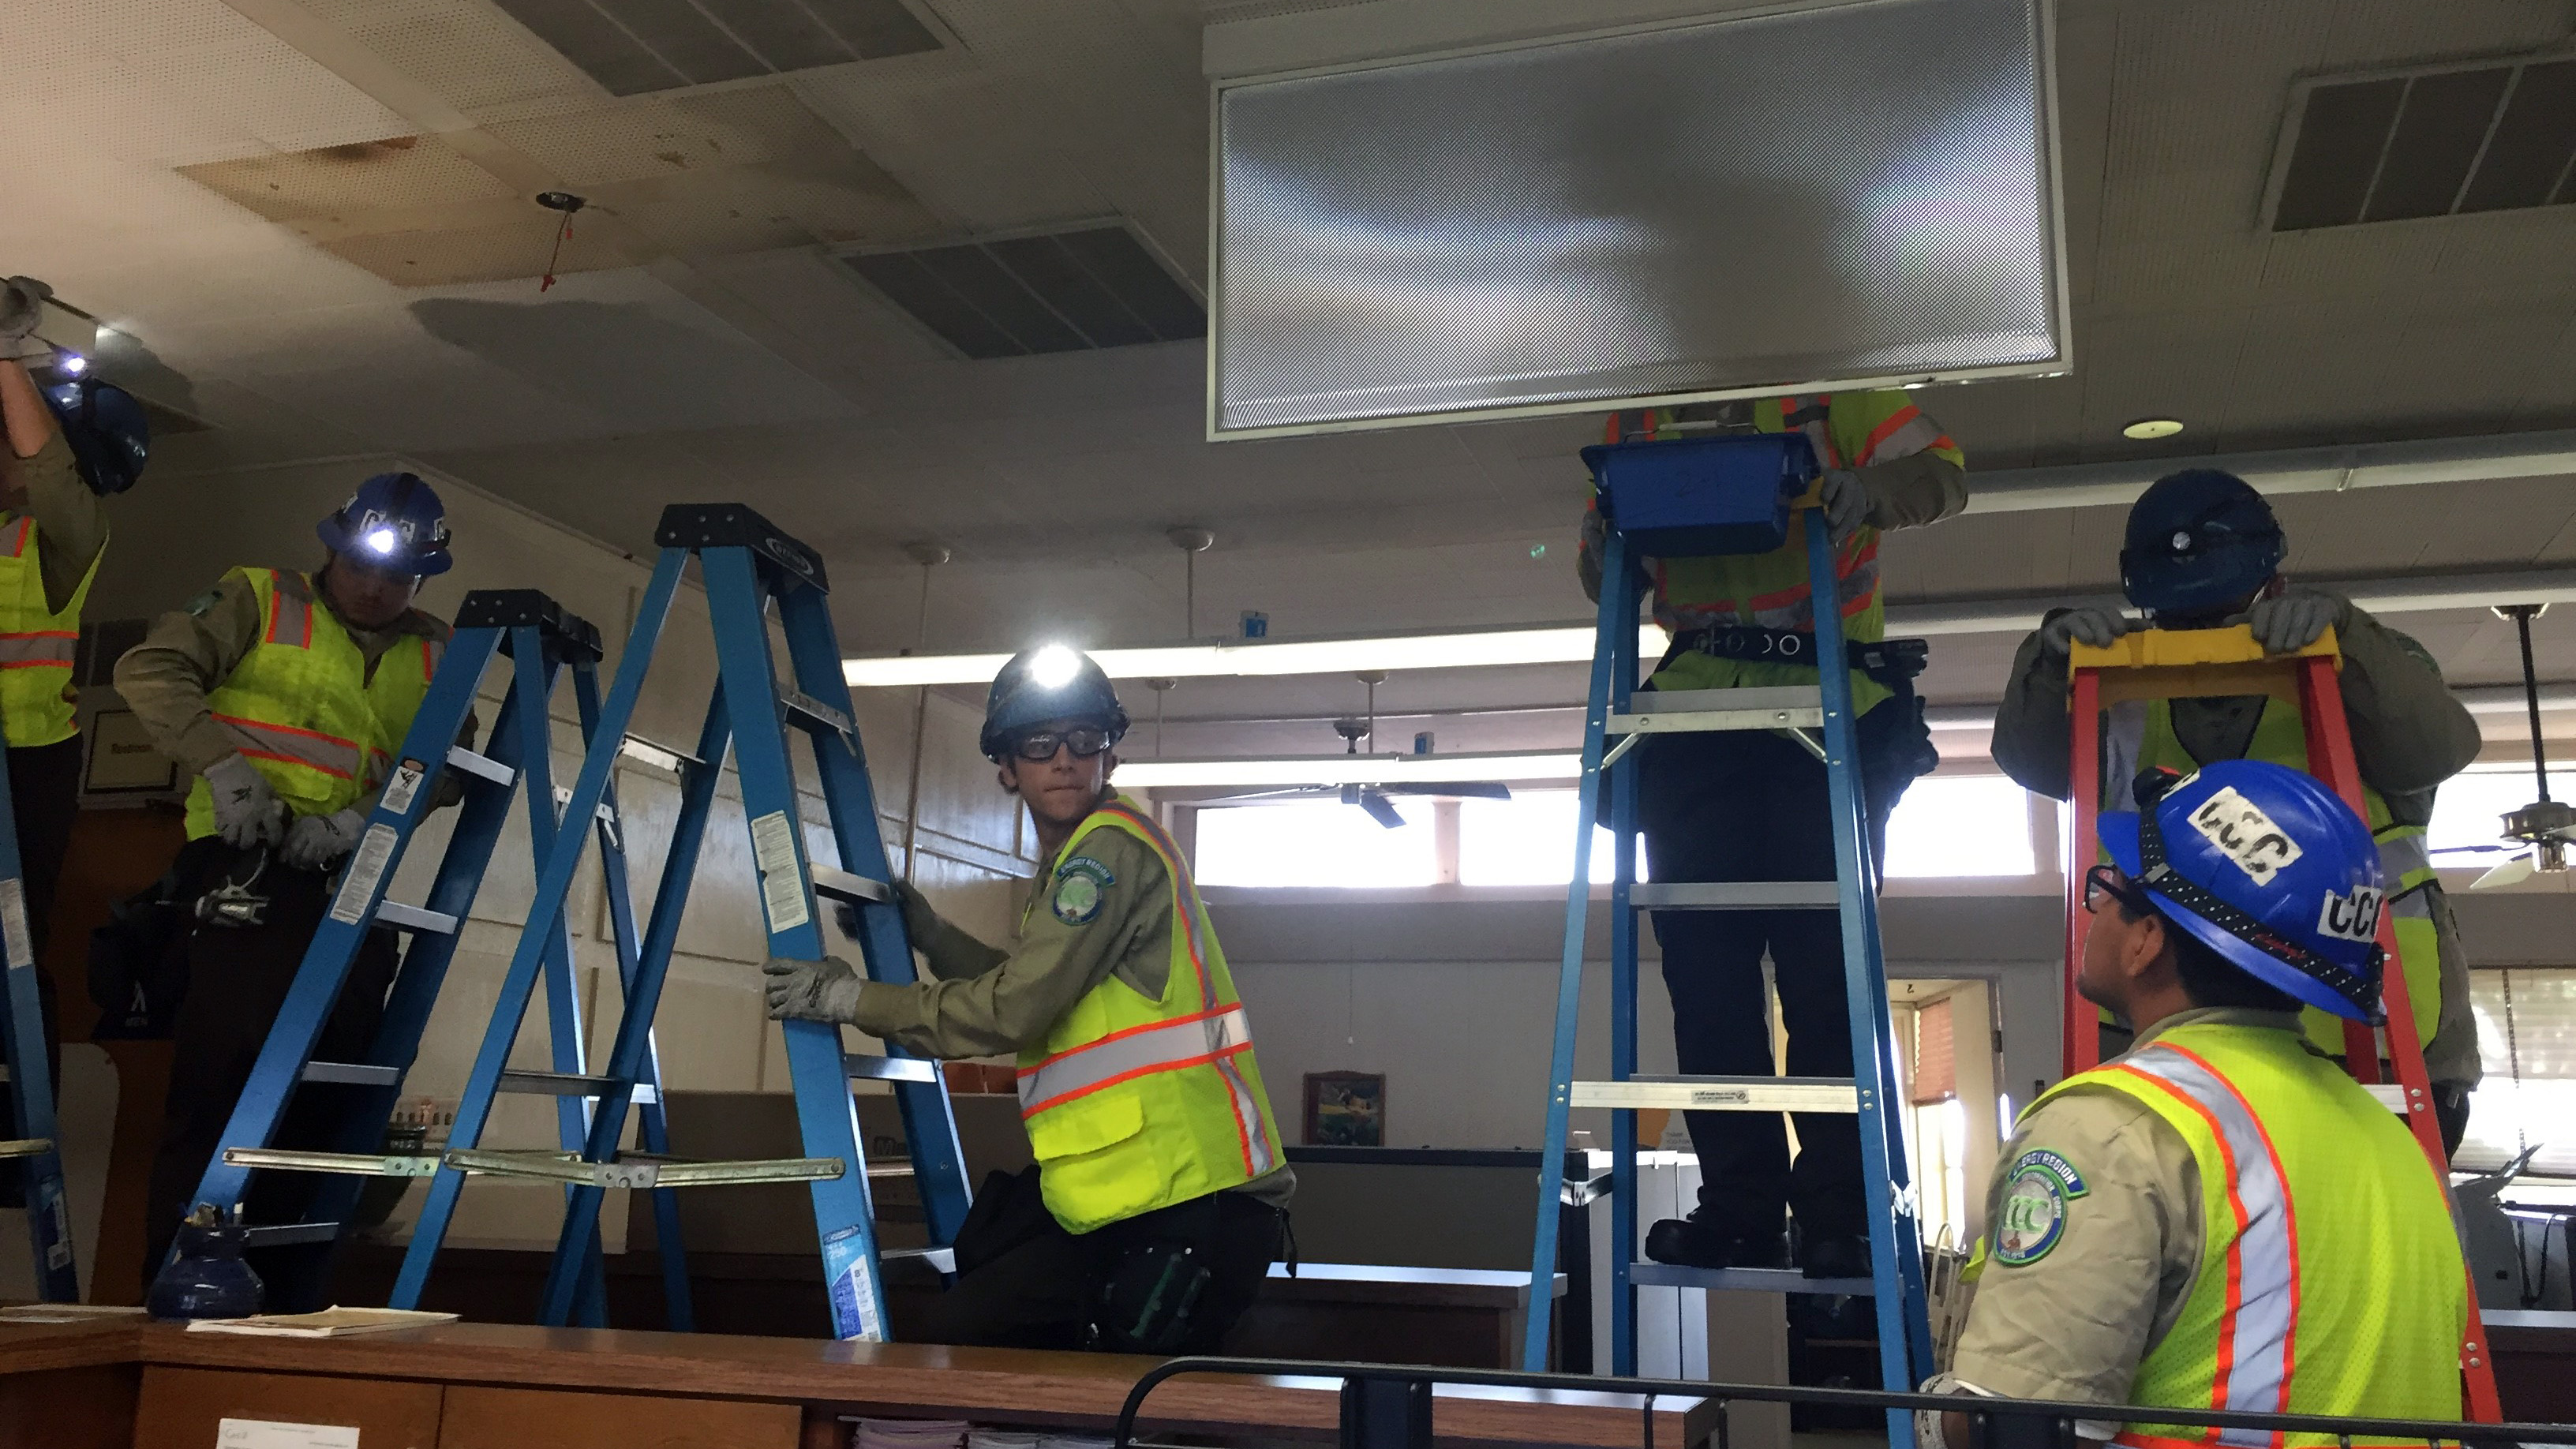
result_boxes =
[1114,751,1581,789]
[845,625,1671,687]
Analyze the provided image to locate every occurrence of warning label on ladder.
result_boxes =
[751,811,811,933]
[0,879,29,969]
[331,824,402,924]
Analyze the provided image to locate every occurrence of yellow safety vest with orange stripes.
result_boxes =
[2031,1021,2463,1446]
[1013,796,1283,1234]
[0,512,98,748]
[1596,391,1962,713]
[182,568,444,841]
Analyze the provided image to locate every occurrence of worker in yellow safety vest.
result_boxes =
[1923,758,2465,1447]
[1577,391,1964,1278]
[765,644,1293,1352]
[0,275,147,1208]
[114,470,461,1305]
[1990,468,2483,1154]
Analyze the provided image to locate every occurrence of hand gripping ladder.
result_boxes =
[436,504,972,1341]
[0,738,77,1301]
[186,590,695,1327]
[2063,626,2504,1422]
[1523,434,1934,1449]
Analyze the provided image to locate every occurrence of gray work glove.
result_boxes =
[2037,606,2135,656]
[280,807,366,871]
[202,754,286,850]
[1818,468,1868,544]
[0,277,51,343]
[2243,588,2342,653]
[763,953,867,1024]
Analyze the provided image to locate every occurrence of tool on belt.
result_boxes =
[1656,625,1938,781]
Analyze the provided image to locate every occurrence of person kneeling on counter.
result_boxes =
[763,644,1292,1354]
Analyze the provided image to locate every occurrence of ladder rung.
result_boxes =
[497,1070,658,1106]
[1630,882,1840,910]
[0,1136,54,1159]
[442,1148,844,1189]
[2364,1083,2424,1116]
[374,900,459,934]
[445,744,516,788]
[778,686,854,737]
[301,1061,403,1088]
[812,867,892,905]
[240,1222,342,1247]
[844,1054,940,1084]
[223,1148,441,1178]
[1630,1262,1875,1296]
[1573,1076,1862,1113]
[1608,687,1824,736]
[883,1245,956,1273]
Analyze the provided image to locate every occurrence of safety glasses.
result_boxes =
[2083,863,2151,916]
[1010,725,1114,762]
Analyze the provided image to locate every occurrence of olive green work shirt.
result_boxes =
[3,430,108,614]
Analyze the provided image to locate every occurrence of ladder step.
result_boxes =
[301,1061,404,1088]
[496,1070,659,1106]
[883,1245,956,1274]
[1608,686,1824,736]
[1630,1262,1876,1296]
[2364,1083,2424,1117]
[777,686,854,738]
[1630,882,1840,910]
[223,1147,441,1178]
[0,1136,54,1159]
[812,866,892,905]
[444,744,516,788]
[374,900,459,934]
[844,1054,940,1084]
[240,1222,343,1248]
[442,1148,844,1190]
[1572,1076,1863,1114]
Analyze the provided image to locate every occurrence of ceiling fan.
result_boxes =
[1199,672,1511,828]
[2462,604,2574,890]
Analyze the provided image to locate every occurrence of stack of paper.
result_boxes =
[966,1429,1040,1449]
[852,1419,969,1449]
[185,1307,459,1339]
[0,1304,146,1325]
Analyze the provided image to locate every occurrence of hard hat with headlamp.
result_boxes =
[316,471,452,576]
[980,644,1129,762]
[2095,758,2385,1021]
[2118,468,2285,620]
[39,376,150,496]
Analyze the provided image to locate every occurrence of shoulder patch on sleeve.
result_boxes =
[182,590,221,616]
[1050,855,1115,926]
[1993,1149,2086,1267]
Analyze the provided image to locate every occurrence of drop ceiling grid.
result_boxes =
[231,343,624,451]
[81,0,415,163]
[788,69,1118,231]
[2386,477,2576,572]
[483,85,836,185]
[2379,292,2575,429]
[301,0,602,119]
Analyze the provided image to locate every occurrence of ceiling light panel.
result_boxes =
[844,624,1671,686]
[843,226,1206,359]
[1115,752,1581,788]
[492,0,941,97]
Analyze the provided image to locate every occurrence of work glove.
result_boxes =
[1818,468,1868,544]
[0,277,51,343]
[202,754,286,850]
[2037,606,2134,656]
[763,953,867,1024]
[2243,588,2341,653]
[280,807,366,871]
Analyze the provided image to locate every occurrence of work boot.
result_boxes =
[1796,1233,1872,1280]
[1644,1213,1790,1269]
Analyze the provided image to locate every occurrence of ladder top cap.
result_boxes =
[657,503,829,594]
[2069,623,2341,675]
[455,590,604,662]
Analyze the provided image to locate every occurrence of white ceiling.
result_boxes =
[8,0,2576,754]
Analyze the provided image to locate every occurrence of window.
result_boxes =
[1193,798,1438,889]
[2428,766,2550,863]
[2462,968,2576,1178]
[1458,792,1639,886]
[1882,775,2039,878]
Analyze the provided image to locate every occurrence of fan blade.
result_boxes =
[1375,781,1512,799]
[1357,788,1406,829]
[1196,786,1331,804]
[2472,852,2538,890]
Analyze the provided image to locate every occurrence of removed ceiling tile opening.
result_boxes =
[842,227,1207,360]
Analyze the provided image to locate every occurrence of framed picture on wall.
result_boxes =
[81,710,178,794]
[1301,1071,1386,1147]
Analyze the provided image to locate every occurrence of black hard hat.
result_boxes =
[2120,469,2284,618]
[979,646,1129,761]
[39,377,149,496]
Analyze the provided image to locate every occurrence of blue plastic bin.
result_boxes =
[1581,432,1819,558]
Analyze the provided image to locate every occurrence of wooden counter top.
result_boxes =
[0,1319,1711,1449]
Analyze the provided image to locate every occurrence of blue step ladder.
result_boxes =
[1522,433,1934,1446]
[423,504,972,1341]
[187,590,697,1327]
[0,739,77,1302]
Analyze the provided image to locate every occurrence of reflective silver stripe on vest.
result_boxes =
[0,632,75,666]
[1018,1004,1252,1115]
[2377,833,2433,894]
[2121,1044,2296,1442]
[212,713,361,780]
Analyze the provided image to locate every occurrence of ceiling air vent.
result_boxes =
[843,226,1208,360]
[496,0,941,96]
[2266,56,2576,230]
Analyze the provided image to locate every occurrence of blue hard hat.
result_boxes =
[2097,759,2385,1021]
[980,645,1128,761]
[317,471,452,576]
[2119,469,2284,619]
[39,377,149,496]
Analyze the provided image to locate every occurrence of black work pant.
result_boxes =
[1636,703,1914,1241]
[910,1166,1286,1353]
[143,840,399,1309]
[0,734,80,1204]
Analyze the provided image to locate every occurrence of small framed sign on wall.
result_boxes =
[1302,1071,1385,1148]
[83,710,178,795]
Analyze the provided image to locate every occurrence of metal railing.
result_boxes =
[1113,1357,2576,1449]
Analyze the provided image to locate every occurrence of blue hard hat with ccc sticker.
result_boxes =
[2095,758,2385,1021]
[2119,468,2285,619]
[980,644,1129,762]
[317,470,452,575]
